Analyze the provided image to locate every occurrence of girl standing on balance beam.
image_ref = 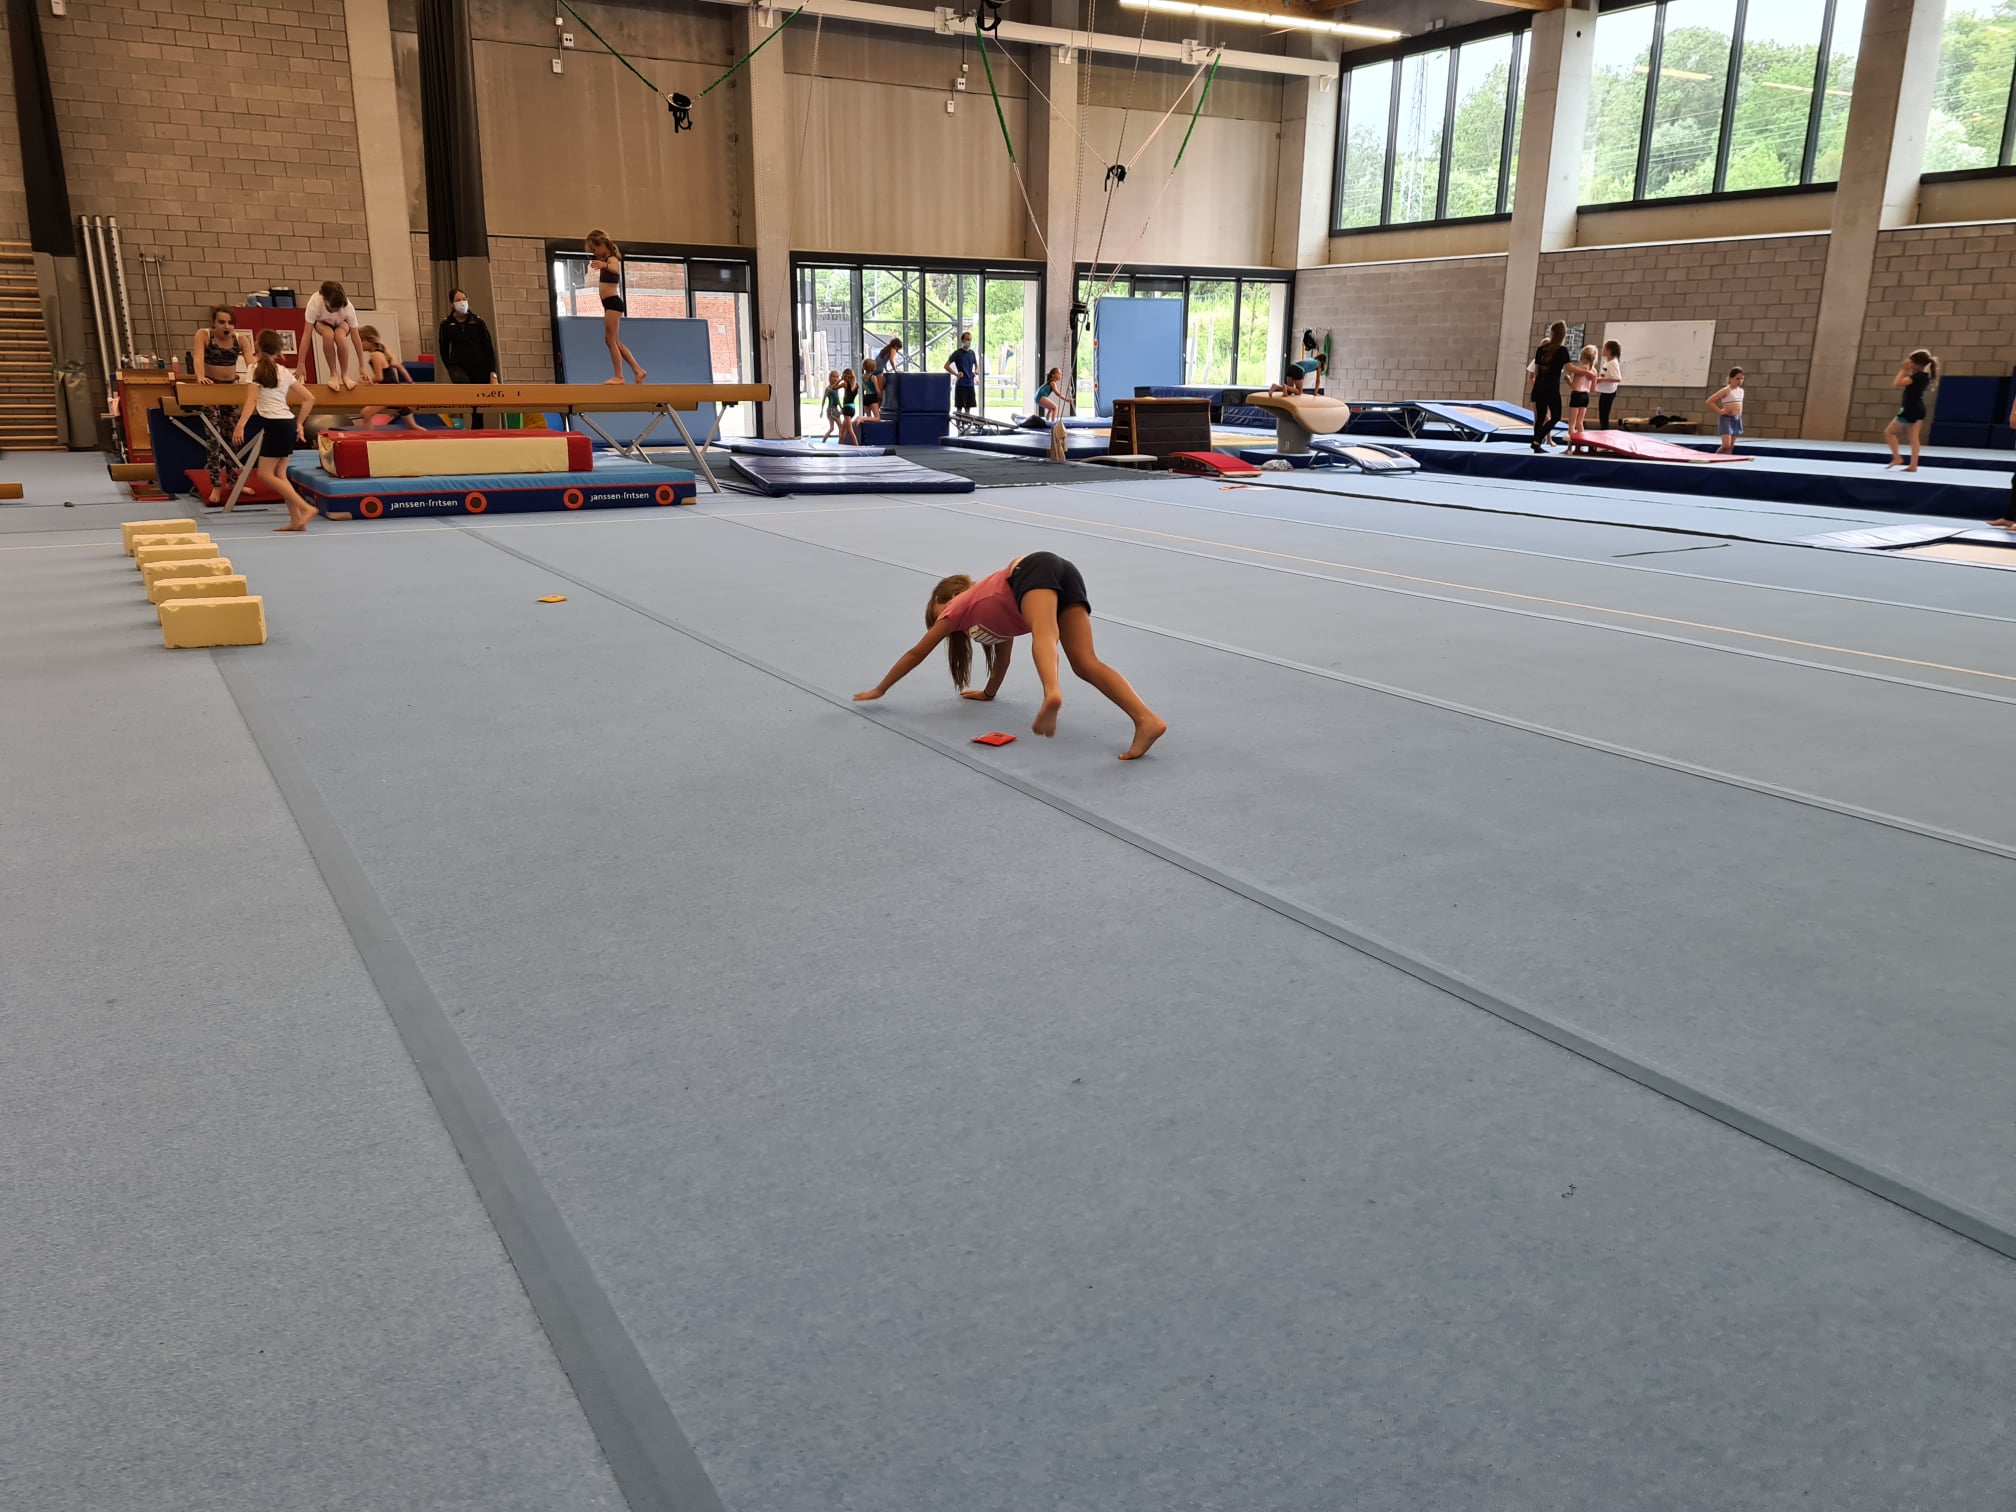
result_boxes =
[854,553,1167,761]
[585,230,647,385]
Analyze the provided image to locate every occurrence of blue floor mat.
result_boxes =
[729,453,975,496]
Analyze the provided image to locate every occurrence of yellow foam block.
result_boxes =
[159,596,266,648]
[141,556,235,593]
[130,532,211,555]
[152,573,249,606]
[135,540,222,569]
[123,518,198,554]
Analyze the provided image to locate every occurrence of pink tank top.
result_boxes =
[938,566,1029,645]
[1570,369,1596,395]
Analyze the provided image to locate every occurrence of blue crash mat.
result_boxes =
[943,429,1115,461]
[729,452,975,496]
[716,438,894,456]
[289,453,697,519]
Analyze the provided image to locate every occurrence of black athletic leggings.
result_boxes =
[1598,390,1617,429]
[1532,387,1563,447]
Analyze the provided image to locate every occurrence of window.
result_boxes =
[1335,61,1393,231]
[1581,0,1864,205]
[1332,26,1527,233]
[1926,0,2016,172]
[548,249,756,435]
[793,258,1043,431]
[1074,268,1293,402]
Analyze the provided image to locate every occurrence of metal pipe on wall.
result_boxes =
[78,214,114,400]
[108,218,137,367]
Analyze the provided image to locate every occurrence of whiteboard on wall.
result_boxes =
[1600,320,1717,388]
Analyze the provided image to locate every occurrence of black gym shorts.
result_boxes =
[1008,551,1091,617]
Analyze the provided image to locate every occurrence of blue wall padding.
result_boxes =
[1932,374,2001,425]
[554,316,717,443]
[1094,299,1184,417]
[885,373,950,414]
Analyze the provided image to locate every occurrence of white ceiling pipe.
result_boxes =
[707,0,1342,78]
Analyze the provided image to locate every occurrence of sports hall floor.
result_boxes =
[6,449,2015,1510]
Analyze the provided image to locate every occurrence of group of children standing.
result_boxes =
[1528,324,1946,468]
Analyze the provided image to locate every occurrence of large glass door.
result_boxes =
[793,257,1045,431]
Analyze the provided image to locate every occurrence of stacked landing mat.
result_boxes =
[318,427,592,477]
[729,451,974,497]
[291,452,696,520]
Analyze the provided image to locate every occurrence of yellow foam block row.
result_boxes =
[152,574,249,606]
[160,596,266,649]
[135,540,222,569]
[130,532,211,556]
[141,557,234,594]
[123,518,198,555]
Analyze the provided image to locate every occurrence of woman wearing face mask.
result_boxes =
[437,289,499,386]
[437,288,499,428]
[944,329,980,416]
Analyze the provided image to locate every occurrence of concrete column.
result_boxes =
[1493,4,1596,403]
[344,0,421,359]
[1803,0,1947,439]
[742,7,796,438]
[1023,1,1083,389]
[1272,48,1340,271]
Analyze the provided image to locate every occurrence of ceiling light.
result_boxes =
[1118,0,1401,41]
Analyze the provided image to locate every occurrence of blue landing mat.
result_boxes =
[1403,438,2006,519]
[716,438,894,456]
[291,455,697,519]
[943,430,1114,461]
[1635,434,2016,474]
[728,452,974,497]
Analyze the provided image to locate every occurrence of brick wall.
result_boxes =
[489,236,553,383]
[1853,224,2016,439]
[1294,257,1507,400]
[1530,235,1827,438]
[0,18,26,244]
[38,0,371,361]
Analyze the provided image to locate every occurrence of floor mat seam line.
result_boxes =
[205,646,727,1512]
[938,501,2016,707]
[1070,486,2016,626]
[459,526,2016,1271]
[708,515,2016,866]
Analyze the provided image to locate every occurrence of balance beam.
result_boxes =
[171,381,771,492]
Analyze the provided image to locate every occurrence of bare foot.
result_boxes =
[1119,714,1167,761]
[1032,695,1061,738]
[632,370,649,384]
[275,521,307,532]
[1989,519,2015,530]
[603,377,625,385]
[1905,465,1919,473]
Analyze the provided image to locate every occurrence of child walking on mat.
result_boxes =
[230,330,320,532]
[854,552,1167,761]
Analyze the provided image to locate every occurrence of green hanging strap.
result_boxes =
[974,23,1017,164]
[1171,51,1221,172]
[700,4,807,98]
[555,0,663,94]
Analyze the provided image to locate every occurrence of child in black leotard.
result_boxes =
[585,229,647,384]
[838,368,859,444]
[358,326,421,429]
[1884,348,1937,472]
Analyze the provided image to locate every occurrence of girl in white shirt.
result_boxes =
[303,280,365,391]
[230,329,321,530]
[1706,367,1745,455]
[1596,341,1623,430]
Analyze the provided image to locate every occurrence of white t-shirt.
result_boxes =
[303,292,357,331]
[253,364,296,420]
[1597,358,1623,394]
